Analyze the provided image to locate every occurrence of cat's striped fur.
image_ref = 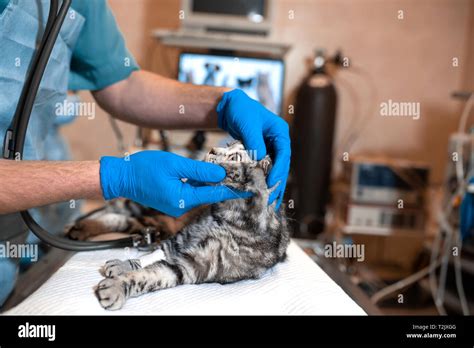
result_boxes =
[94,141,290,310]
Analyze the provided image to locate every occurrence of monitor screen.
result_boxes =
[191,0,266,18]
[178,53,285,115]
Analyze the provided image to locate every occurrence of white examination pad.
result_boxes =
[6,241,366,315]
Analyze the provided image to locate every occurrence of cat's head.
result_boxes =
[204,141,272,191]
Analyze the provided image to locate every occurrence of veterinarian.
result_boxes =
[0,1,290,306]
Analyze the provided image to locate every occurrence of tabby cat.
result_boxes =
[68,141,290,310]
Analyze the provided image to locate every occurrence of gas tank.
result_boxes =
[291,72,337,237]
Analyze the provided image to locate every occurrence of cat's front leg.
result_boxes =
[101,246,166,278]
[96,260,143,310]
[96,260,185,310]
[95,277,127,310]
[101,259,142,278]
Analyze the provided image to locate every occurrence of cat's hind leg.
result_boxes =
[66,213,143,241]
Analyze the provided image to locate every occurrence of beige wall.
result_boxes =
[62,0,474,184]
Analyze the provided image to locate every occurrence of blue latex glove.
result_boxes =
[217,89,291,208]
[100,151,250,217]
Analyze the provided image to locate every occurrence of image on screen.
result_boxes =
[191,0,266,17]
[178,53,285,115]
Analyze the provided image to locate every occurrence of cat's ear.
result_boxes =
[258,156,272,176]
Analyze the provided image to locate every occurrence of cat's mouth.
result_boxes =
[203,141,272,190]
[204,142,253,165]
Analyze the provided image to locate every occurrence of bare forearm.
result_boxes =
[0,160,101,214]
[93,70,230,129]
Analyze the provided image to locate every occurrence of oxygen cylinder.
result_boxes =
[291,50,338,237]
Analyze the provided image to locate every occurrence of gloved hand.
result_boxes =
[100,151,250,217]
[217,89,291,208]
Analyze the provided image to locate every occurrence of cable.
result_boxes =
[159,130,170,151]
[425,92,474,315]
[371,153,471,313]
[429,164,471,315]
[8,0,58,144]
[455,93,474,184]
[14,0,70,154]
[429,191,460,315]
[333,75,361,158]
[453,230,470,315]
[370,258,442,305]
[435,208,453,315]
[429,216,447,315]
[337,65,378,153]
[434,205,470,315]
[107,115,127,153]
[448,97,474,314]
[458,92,474,134]
[21,211,133,251]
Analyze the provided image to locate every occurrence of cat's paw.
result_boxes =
[96,278,126,310]
[268,180,281,195]
[258,155,272,175]
[101,259,132,278]
[65,221,89,241]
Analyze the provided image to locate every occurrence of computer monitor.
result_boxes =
[181,0,273,36]
[178,52,285,115]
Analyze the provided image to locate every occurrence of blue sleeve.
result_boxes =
[68,0,140,91]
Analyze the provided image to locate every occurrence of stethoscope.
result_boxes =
[2,0,154,251]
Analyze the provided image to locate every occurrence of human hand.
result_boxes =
[217,89,291,208]
[99,151,250,217]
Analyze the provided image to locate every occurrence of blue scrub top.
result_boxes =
[0,0,139,306]
[0,0,140,90]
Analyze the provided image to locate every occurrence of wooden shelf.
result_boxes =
[152,29,291,57]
